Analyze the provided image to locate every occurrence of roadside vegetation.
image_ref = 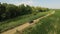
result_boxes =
[0,2,49,33]
[0,12,49,33]
[15,10,60,34]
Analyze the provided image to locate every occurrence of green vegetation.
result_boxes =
[18,10,60,34]
[0,2,49,21]
[0,11,49,33]
[0,2,49,33]
[0,2,60,34]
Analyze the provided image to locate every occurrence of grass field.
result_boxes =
[21,10,60,34]
[0,11,49,33]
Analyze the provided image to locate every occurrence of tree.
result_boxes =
[0,2,6,21]
[6,4,18,18]
[26,5,32,14]
[0,2,49,22]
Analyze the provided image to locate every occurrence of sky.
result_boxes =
[0,0,60,9]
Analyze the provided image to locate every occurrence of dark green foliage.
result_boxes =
[0,2,49,21]
[0,3,33,21]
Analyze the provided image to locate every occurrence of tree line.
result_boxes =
[0,2,49,21]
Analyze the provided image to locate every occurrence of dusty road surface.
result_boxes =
[1,11,55,34]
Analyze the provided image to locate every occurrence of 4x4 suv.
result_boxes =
[29,20,34,24]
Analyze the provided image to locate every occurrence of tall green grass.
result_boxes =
[22,10,60,34]
[0,12,49,33]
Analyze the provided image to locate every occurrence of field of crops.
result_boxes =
[0,11,49,33]
[21,10,60,34]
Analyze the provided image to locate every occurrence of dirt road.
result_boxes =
[1,11,55,34]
